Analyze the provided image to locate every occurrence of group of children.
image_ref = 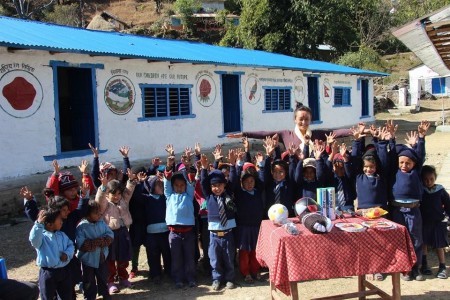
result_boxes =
[20,118,450,299]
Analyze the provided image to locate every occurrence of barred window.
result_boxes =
[264,88,291,111]
[143,86,191,118]
[334,87,351,106]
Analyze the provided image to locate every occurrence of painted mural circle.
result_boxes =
[104,75,135,115]
[0,70,43,118]
[196,73,216,107]
[244,75,261,105]
[322,78,332,103]
[293,77,306,103]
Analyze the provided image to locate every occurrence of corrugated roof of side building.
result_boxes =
[0,16,387,76]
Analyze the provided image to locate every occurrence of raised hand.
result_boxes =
[194,143,201,156]
[271,133,279,146]
[165,144,175,156]
[228,149,237,165]
[325,132,336,145]
[236,148,245,161]
[287,142,298,157]
[418,120,430,138]
[313,143,325,160]
[88,143,99,158]
[184,147,193,158]
[212,144,223,161]
[20,186,33,201]
[405,131,418,147]
[385,120,398,139]
[339,143,348,160]
[379,127,390,141]
[99,172,108,187]
[52,160,60,174]
[78,160,89,175]
[137,172,147,182]
[263,136,275,156]
[119,146,130,158]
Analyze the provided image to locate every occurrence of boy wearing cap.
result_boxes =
[164,155,196,288]
[200,152,237,291]
[389,120,430,281]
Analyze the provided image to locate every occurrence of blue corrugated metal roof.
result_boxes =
[0,16,387,76]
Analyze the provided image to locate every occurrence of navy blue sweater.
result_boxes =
[421,185,450,223]
[133,183,167,226]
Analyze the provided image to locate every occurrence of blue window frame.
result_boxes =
[334,87,351,106]
[141,85,192,119]
[263,87,292,112]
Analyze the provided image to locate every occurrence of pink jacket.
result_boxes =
[95,180,137,230]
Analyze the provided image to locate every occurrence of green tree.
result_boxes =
[220,0,371,60]
[43,3,80,26]
[336,45,386,72]
[173,0,201,36]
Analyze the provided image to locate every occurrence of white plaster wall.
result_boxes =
[0,48,374,179]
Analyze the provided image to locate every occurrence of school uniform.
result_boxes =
[29,222,74,300]
[390,139,425,268]
[421,184,450,248]
[138,178,171,280]
[164,173,196,285]
[76,219,114,300]
[201,169,237,284]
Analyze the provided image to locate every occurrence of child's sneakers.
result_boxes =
[436,268,447,279]
[225,281,235,289]
[107,283,119,294]
[120,279,133,288]
[211,280,220,291]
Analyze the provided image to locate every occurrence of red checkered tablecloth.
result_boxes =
[256,218,417,296]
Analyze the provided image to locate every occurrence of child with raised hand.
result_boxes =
[95,168,140,294]
[262,137,297,217]
[420,165,450,279]
[229,148,264,283]
[136,173,171,284]
[164,153,196,289]
[29,208,75,300]
[351,125,390,212]
[89,144,131,188]
[46,159,94,212]
[200,151,237,291]
[389,120,430,281]
[76,201,114,300]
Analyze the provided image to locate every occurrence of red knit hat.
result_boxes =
[242,162,255,171]
[58,172,79,192]
[100,162,116,173]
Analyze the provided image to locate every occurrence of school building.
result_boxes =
[0,16,385,181]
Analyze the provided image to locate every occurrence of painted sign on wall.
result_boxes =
[104,74,135,115]
[195,70,217,107]
[322,78,332,103]
[293,76,306,103]
[244,73,261,105]
[0,63,43,118]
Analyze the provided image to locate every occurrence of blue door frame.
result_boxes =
[44,61,103,161]
[220,74,242,134]
[307,76,320,122]
[361,79,369,117]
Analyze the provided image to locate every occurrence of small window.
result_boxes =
[264,88,291,111]
[334,87,351,106]
[142,85,191,119]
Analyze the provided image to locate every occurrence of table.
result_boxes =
[256,218,417,300]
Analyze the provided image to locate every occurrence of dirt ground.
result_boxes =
[1,100,450,299]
